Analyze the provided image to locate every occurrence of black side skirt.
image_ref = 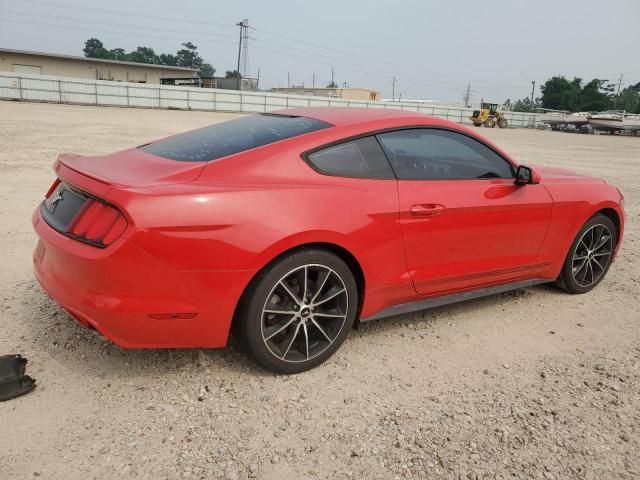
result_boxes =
[360,278,550,322]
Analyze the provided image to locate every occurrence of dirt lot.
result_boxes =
[0,101,638,480]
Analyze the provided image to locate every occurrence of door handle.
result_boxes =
[409,204,445,217]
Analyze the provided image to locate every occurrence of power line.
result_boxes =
[7,0,235,29]
[3,8,237,40]
[0,17,236,48]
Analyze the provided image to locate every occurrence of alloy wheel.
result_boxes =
[260,264,349,363]
[572,224,613,287]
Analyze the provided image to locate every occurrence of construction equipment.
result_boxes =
[470,102,509,128]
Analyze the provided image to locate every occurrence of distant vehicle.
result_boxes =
[33,108,624,373]
[470,102,509,128]
[588,112,640,133]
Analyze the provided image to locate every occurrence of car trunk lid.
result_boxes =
[57,149,206,188]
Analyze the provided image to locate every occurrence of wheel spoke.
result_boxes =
[311,269,330,302]
[282,322,302,359]
[593,250,611,257]
[303,266,308,303]
[576,260,589,284]
[314,312,347,318]
[592,256,604,272]
[310,318,332,342]
[264,304,297,315]
[587,261,595,285]
[264,316,296,341]
[594,234,611,251]
[314,287,346,306]
[573,258,588,276]
[279,280,302,305]
[302,322,309,360]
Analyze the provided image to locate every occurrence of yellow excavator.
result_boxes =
[470,102,509,128]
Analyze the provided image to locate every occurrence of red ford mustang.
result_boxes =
[33,108,624,373]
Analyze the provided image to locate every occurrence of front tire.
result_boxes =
[556,214,617,294]
[235,249,358,374]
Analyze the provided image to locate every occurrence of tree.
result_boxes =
[225,70,240,78]
[198,63,215,78]
[616,86,640,113]
[109,48,128,61]
[159,53,178,66]
[83,38,111,59]
[176,42,203,70]
[82,38,217,78]
[579,79,613,111]
[128,47,159,65]
[326,81,338,88]
[540,76,583,111]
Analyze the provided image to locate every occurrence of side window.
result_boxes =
[376,129,514,180]
[306,136,394,179]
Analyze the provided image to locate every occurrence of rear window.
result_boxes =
[140,114,332,162]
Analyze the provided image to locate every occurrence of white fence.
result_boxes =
[0,72,539,128]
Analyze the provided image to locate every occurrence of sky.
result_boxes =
[1,0,639,103]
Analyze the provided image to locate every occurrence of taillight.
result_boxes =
[67,198,128,247]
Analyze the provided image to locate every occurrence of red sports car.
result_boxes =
[33,108,624,373]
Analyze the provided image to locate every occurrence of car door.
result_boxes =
[376,128,553,296]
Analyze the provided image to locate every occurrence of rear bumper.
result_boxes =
[32,208,255,349]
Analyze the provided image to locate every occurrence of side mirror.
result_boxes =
[515,165,540,185]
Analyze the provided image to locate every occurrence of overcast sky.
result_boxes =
[1,0,639,103]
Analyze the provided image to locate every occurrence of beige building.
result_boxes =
[0,48,197,84]
[271,87,381,101]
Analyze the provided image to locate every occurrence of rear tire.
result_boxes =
[484,118,496,128]
[498,119,508,128]
[234,249,358,374]
[556,214,617,294]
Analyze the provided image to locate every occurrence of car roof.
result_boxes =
[273,106,449,127]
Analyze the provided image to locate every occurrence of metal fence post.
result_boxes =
[264,94,267,112]
[186,89,190,110]
[158,87,161,109]
[126,84,130,107]
[17,76,22,101]
[58,80,63,103]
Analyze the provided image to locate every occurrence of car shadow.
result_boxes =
[18,279,564,378]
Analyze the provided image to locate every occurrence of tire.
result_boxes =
[556,214,617,294]
[234,248,358,374]
[484,118,496,128]
[498,119,508,128]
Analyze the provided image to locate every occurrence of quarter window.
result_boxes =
[376,129,514,180]
[306,136,394,179]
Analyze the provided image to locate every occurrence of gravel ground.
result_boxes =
[0,101,638,480]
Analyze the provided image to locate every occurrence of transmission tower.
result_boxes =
[462,82,472,107]
[240,18,250,78]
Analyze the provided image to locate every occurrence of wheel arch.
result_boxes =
[596,207,621,242]
[230,241,366,338]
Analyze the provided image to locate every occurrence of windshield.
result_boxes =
[140,114,332,162]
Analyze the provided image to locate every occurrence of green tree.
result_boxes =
[616,85,640,113]
[128,47,159,65]
[83,38,111,59]
[540,76,583,111]
[225,70,240,78]
[326,81,338,88]
[109,48,129,61]
[176,42,203,70]
[198,63,215,77]
[502,99,513,111]
[579,79,613,111]
[159,53,178,66]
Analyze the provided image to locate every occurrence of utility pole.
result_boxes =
[287,72,290,88]
[463,82,471,107]
[530,80,535,104]
[256,68,260,90]
[312,72,316,88]
[235,19,248,91]
[331,67,335,86]
[392,76,396,101]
